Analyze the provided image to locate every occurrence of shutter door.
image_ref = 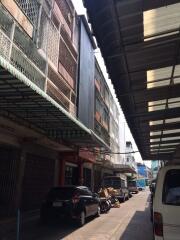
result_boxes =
[0,148,20,219]
[22,154,55,211]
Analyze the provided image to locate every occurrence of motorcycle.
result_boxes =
[99,196,111,213]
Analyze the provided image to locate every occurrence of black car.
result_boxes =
[40,186,100,226]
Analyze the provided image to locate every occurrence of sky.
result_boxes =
[71,0,151,168]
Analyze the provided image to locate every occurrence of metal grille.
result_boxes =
[59,39,77,80]
[47,81,70,111]
[14,26,46,73]
[0,5,13,37]
[56,0,73,31]
[40,10,60,67]
[48,66,71,98]
[15,0,39,26]
[10,45,45,90]
[0,30,11,60]
[0,148,20,218]
[61,26,78,60]
[22,154,55,211]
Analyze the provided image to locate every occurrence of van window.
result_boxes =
[103,178,121,188]
[162,169,180,206]
[128,181,137,187]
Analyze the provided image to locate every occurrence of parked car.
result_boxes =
[128,180,139,194]
[40,186,100,226]
[103,176,129,202]
[153,165,180,240]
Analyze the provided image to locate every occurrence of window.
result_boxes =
[47,187,75,200]
[95,98,103,117]
[121,179,126,188]
[79,188,92,196]
[162,169,180,206]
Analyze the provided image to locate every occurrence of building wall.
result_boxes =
[94,59,110,145]
[0,138,59,218]
[109,93,120,164]
[125,141,137,170]
[0,0,77,116]
[78,17,95,129]
[137,164,148,178]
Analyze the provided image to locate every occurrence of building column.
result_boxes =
[54,157,59,186]
[78,160,84,185]
[91,164,95,191]
[15,147,26,210]
[59,158,65,186]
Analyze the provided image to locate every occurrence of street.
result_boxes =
[2,190,153,240]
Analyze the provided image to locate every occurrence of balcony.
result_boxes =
[0,2,76,116]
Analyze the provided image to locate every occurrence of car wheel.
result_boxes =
[40,214,48,224]
[95,206,101,217]
[78,211,85,227]
[121,195,125,202]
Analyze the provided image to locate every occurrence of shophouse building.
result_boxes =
[0,0,108,219]
[125,141,137,171]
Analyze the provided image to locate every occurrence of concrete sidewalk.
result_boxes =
[0,210,39,240]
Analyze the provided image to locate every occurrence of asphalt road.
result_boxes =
[2,190,153,240]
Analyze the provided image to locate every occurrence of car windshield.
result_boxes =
[47,187,76,200]
[162,169,180,206]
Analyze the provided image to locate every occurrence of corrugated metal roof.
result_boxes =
[84,0,180,160]
[0,55,110,150]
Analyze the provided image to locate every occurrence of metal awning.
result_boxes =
[113,164,136,174]
[84,0,180,161]
[0,56,110,150]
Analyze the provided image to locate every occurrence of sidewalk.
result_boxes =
[0,210,39,240]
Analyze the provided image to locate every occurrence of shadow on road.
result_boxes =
[119,205,154,240]
[1,216,95,240]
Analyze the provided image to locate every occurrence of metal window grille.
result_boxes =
[48,66,71,98]
[39,10,60,67]
[59,39,77,80]
[10,45,45,90]
[13,26,46,73]
[0,30,11,60]
[0,5,13,37]
[56,0,74,31]
[47,81,70,111]
[0,149,20,219]
[61,26,78,60]
[15,0,40,26]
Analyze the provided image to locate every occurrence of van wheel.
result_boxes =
[77,211,85,227]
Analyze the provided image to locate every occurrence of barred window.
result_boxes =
[55,0,73,31]
[59,39,77,80]
[15,0,39,26]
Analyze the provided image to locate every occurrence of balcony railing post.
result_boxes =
[35,4,43,48]
[8,22,16,60]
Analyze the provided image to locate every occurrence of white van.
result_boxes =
[153,165,180,240]
[103,176,129,202]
